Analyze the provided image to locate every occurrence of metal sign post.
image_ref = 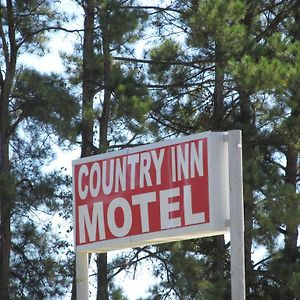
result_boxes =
[228,130,245,300]
[76,251,89,299]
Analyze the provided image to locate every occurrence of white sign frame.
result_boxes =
[72,130,245,300]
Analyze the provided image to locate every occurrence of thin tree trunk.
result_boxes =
[99,5,112,153]
[0,93,11,300]
[0,1,17,297]
[71,1,96,299]
[283,147,298,263]
[97,253,109,300]
[213,43,225,130]
[96,3,112,299]
[238,88,255,298]
[81,0,96,159]
[211,41,227,299]
[283,0,300,267]
[282,5,300,296]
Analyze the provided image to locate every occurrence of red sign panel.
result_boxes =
[73,132,229,252]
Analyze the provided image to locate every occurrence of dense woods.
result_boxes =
[0,0,299,299]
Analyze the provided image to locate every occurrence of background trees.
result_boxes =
[139,1,300,299]
[69,1,151,298]
[0,0,299,299]
[0,1,79,298]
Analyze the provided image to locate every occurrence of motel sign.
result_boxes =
[72,131,245,299]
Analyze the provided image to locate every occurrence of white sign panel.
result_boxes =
[72,131,230,253]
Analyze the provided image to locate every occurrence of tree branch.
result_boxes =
[119,5,182,14]
[256,0,299,42]
[112,56,211,68]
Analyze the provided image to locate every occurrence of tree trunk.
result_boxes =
[99,3,112,153]
[0,1,18,297]
[238,88,255,298]
[96,3,112,299]
[96,253,109,300]
[0,90,11,300]
[81,0,96,159]
[212,43,225,130]
[283,0,300,267]
[71,1,96,299]
[283,147,298,263]
[211,41,226,299]
[281,5,300,297]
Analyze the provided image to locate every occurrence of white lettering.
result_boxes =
[171,146,176,182]
[190,141,203,177]
[78,164,88,200]
[78,202,106,243]
[140,152,152,188]
[151,149,165,185]
[102,159,114,195]
[160,187,181,229]
[177,143,189,180]
[90,163,101,197]
[132,192,156,232]
[115,157,126,193]
[183,185,205,225]
[107,198,132,237]
[128,154,139,189]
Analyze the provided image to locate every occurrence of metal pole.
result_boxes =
[76,251,89,300]
[228,130,245,300]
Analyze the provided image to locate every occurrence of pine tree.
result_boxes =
[68,1,151,298]
[0,1,79,298]
[134,0,300,299]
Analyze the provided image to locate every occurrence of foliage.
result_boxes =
[0,1,79,298]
